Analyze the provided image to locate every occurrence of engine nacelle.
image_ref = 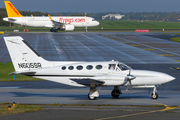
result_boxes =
[59,24,74,31]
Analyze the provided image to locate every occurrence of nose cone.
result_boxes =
[3,17,8,22]
[96,21,100,26]
[165,74,175,83]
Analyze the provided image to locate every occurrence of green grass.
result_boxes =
[0,62,42,82]
[0,103,44,116]
[95,20,180,29]
[1,20,180,32]
[171,37,180,42]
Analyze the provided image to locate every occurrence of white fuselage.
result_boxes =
[3,16,99,28]
[29,61,174,87]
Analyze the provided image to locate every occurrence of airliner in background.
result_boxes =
[3,1,99,32]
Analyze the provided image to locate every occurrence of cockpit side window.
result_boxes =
[109,64,116,70]
[92,18,95,21]
[117,64,129,71]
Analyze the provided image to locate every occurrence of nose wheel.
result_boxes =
[151,86,158,99]
[151,93,158,99]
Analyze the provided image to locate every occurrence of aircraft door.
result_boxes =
[86,17,89,24]
[22,17,26,25]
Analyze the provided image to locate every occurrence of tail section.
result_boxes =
[4,36,49,72]
[4,1,24,17]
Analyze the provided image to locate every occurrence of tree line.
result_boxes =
[1,8,180,26]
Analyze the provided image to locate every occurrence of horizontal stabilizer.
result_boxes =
[9,71,36,75]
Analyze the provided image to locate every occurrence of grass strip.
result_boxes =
[0,103,44,116]
[171,37,180,43]
[0,62,42,82]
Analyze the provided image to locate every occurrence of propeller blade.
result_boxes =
[126,85,129,91]
[129,80,132,93]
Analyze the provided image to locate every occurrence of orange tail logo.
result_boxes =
[4,1,24,17]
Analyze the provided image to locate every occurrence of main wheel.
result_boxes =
[88,93,96,100]
[111,90,119,98]
[151,93,158,99]
[54,29,58,32]
[50,28,54,32]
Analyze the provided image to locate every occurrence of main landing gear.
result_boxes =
[50,28,58,32]
[151,86,158,99]
[88,81,100,100]
[111,86,122,98]
[85,27,88,32]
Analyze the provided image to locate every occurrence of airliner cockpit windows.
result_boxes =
[68,66,74,70]
[96,65,102,70]
[92,19,95,21]
[86,65,93,70]
[118,64,129,71]
[77,65,83,70]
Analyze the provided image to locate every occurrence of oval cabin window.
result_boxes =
[77,65,83,70]
[96,65,102,70]
[86,65,93,70]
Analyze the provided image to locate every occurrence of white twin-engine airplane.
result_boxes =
[3,1,99,32]
[4,36,175,100]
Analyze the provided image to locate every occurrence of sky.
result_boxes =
[1,0,180,13]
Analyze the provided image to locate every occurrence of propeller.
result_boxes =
[126,69,136,92]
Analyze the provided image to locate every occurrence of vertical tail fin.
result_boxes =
[4,36,49,72]
[4,1,24,17]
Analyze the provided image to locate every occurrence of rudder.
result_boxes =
[4,1,24,17]
[4,36,48,72]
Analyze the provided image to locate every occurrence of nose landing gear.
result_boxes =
[151,86,158,99]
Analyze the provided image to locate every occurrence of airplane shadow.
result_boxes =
[10,92,168,100]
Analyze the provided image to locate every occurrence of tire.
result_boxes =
[50,28,53,32]
[88,93,96,100]
[54,29,58,32]
[151,93,158,99]
[111,90,119,98]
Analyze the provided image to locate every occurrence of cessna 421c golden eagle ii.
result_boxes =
[3,1,99,32]
[4,36,175,100]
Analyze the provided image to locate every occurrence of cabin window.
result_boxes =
[68,66,74,70]
[109,64,116,70]
[62,66,66,70]
[86,65,93,70]
[77,65,83,70]
[96,65,102,70]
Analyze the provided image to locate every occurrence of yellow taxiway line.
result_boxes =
[96,105,180,120]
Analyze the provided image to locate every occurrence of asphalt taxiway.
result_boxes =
[0,32,180,119]
[0,105,180,120]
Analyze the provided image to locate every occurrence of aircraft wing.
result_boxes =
[48,14,64,27]
[69,74,127,86]
[69,76,105,85]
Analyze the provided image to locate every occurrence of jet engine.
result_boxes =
[59,24,74,31]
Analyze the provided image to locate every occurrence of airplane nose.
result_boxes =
[96,21,100,25]
[165,74,175,82]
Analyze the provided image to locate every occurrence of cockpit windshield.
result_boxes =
[92,18,95,21]
[117,63,130,71]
